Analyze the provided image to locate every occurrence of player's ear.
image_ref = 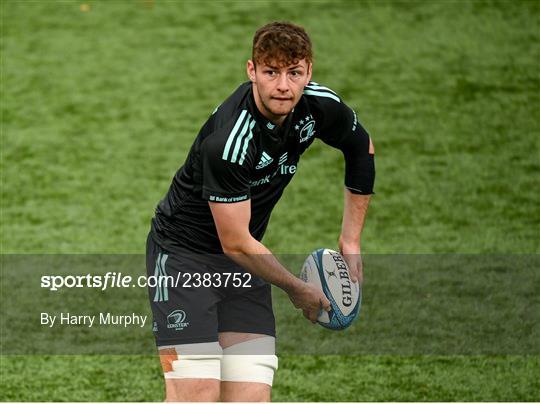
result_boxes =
[306,62,313,84]
[247,60,256,83]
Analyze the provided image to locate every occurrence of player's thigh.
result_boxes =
[219,331,270,348]
[218,333,275,402]
[217,280,276,402]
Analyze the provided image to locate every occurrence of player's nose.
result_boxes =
[276,73,290,92]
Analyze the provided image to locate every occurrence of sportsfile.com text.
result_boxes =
[40,272,252,291]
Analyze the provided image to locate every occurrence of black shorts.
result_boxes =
[146,233,276,346]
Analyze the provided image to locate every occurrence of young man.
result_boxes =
[146,21,375,402]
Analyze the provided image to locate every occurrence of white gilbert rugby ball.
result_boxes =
[300,248,361,330]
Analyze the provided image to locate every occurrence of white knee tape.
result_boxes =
[160,342,222,380]
[221,336,278,386]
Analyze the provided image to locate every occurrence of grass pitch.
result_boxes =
[1,0,539,401]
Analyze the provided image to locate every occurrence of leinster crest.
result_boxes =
[296,114,316,143]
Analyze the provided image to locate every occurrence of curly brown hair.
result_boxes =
[252,21,313,67]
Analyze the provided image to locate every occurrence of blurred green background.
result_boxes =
[1,0,539,401]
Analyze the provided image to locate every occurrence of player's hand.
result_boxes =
[288,281,331,323]
[339,239,363,284]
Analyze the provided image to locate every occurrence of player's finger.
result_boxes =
[320,296,331,312]
[341,253,359,283]
[348,259,360,283]
[357,262,364,285]
[349,267,359,283]
[308,308,318,323]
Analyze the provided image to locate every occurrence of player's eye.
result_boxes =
[289,70,303,79]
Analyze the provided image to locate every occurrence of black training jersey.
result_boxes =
[151,81,372,254]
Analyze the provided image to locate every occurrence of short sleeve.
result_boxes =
[306,86,374,194]
[316,98,358,148]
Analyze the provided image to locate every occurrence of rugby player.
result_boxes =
[146,21,375,402]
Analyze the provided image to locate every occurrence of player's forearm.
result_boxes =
[340,188,371,249]
[222,237,301,293]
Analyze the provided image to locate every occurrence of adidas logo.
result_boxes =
[256,151,273,169]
